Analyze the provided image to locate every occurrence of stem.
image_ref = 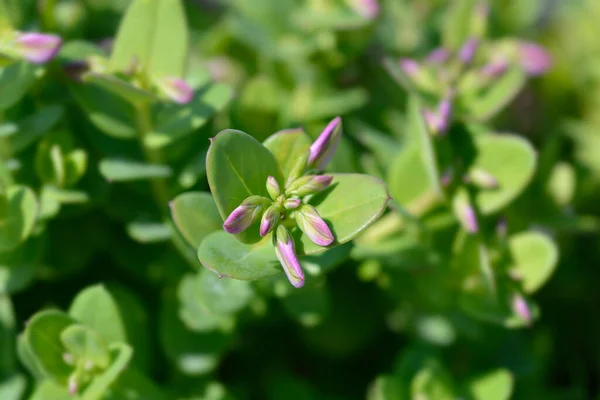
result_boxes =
[136,102,170,213]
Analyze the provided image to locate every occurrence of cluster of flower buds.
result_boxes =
[0,32,63,64]
[222,117,343,288]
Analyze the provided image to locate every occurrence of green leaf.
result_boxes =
[465,67,527,120]
[0,235,42,294]
[293,174,389,256]
[0,61,40,111]
[0,295,15,373]
[80,343,133,400]
[144,83,233,149]
[465,369,513,400]
[69,81,138,139]
[197,231,280,281]
[410,360,456,400]
[0,105,64,156]
[0,374,26,400]
[170,192,222,249]
[68,285,127,346]
[99,158,172,181]
[109,0,188,78]
[84,73,157,105]
[262,128,312,181]
[0,185,38,252]
[60,325,110,368]
[508,232,558,294]
[195,268,254,314]
[29,380,72,400]
[206,129,284,244]
[470,134,537,214]
[367,375,404,400]
[126,220,172,243]
[442,0,478,49]
[24,310,77,383]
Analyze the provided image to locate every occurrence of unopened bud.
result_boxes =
[274,225,305,288]
[286,175,333,197]
[266,176,281,200]
[518,41,551,76]
[454,198,478,233]
[15,32,62,64]
[68,374,78,395]
[307,117,342,170]
[424,98,452,135]
[512,294,532,325]
[480,60,508,79]
[458,38,479,64]
[283,198,301,210]
[465,168,499,189]
[260,204,280,237]
[348,0,380,19]
[399,58,420,77]
[155,77,194,104]
[294,205,334,247]
[223,195,268,234]
[426,47,450,64]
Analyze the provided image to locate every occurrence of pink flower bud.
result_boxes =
[458,38,479,64]
[156,77,194,104]
[15,32,62,64]
[308,117,342,170]
[283,198,301,210]
[294,205,334,247]
[399,58,420,77]
[518,41,551,76]
[266,176,281,200]
[455,200,478,233]
[223,195,268,234]
[349,0,380,19]
[424,98,452,135]
[286,175,333,197]
[260,204,280,237]
[480,60,509,78]
[426,47,450,64]
[274,225,305,288]
[512,294,532,325]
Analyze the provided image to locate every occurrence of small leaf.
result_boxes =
[170,192,222,249]
[84,73,157,105]
[0,185,38,252]
[508,232,558,293]
[470,134,537,214]
[0,235,42,294]
[262,128,312,180]
[109,0,188,77]
[60,325,110,368]
[465,369,514,400]
[293,174,389,256]
[126,220,172,243]
[197,231,280,281]
[206,129,284,244]
[24,310,77,384]
[99,158,172,182]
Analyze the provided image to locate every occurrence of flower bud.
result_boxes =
[348,0,380,19]
[307,117,342,170]
[286,175,333,197]
[399,58,420,77]
[260,204,280,237]
[458,38,479,64]
[518,41,551,76]
[465,168,499,189]
[223,195,268,234]
[274,225,304,288]
[294,205,334,247]
[15,32,62,64]
[454,197,478,234]
[283,198,301,210]
[266,176,281,200]
[424,98,452,135]
[480,60,508,79]
[426,47,450,64]
[68,374,78,395]
[512,293,532,325]
[155,77,194,104]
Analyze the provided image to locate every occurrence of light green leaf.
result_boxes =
[109,0,188,78]
[206,129,284,244]
[29,380,72,400]
[465,369,514,400]
[0,185,38,252]
[465,67,527,120]
[470,134,537,214]
[24,310,77,384]
[126,220,172,243]
[293,174,389,255]
[508,232,558,293]
[170,192,222,249]
[99,158,172,181]
[84,73,157,105]
[60,325,110,368]
[0,374,26,400]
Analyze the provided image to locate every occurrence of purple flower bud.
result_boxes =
[455,201,478,233]
[266,176,281,200]
[286,175,333,197]
[260,204,280,237]
[283,198,301,210]
[426,47,450,64]
[512,294,532,325]
[399,58,420,77]
[349,0,380,19]
[223,195,267,234]
[15,32,62,64]
[458,38,479,64]
[308,117,342,170]
[68,375,78,395]
[480,60,508,78]
[156,77,194,104]
[424,98,452,135]
[518,42,551,76]
[465,168,499,189]
[274,225,304,288]
[294,205,334,247]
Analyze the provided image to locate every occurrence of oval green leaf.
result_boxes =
[169,192,222,249]
[0,185,38,252]
[508,231,558,294]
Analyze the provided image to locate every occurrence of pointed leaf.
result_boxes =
[0,61,40,111]
[206,129,284,244]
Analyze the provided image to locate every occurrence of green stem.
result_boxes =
[136,102,170,213]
